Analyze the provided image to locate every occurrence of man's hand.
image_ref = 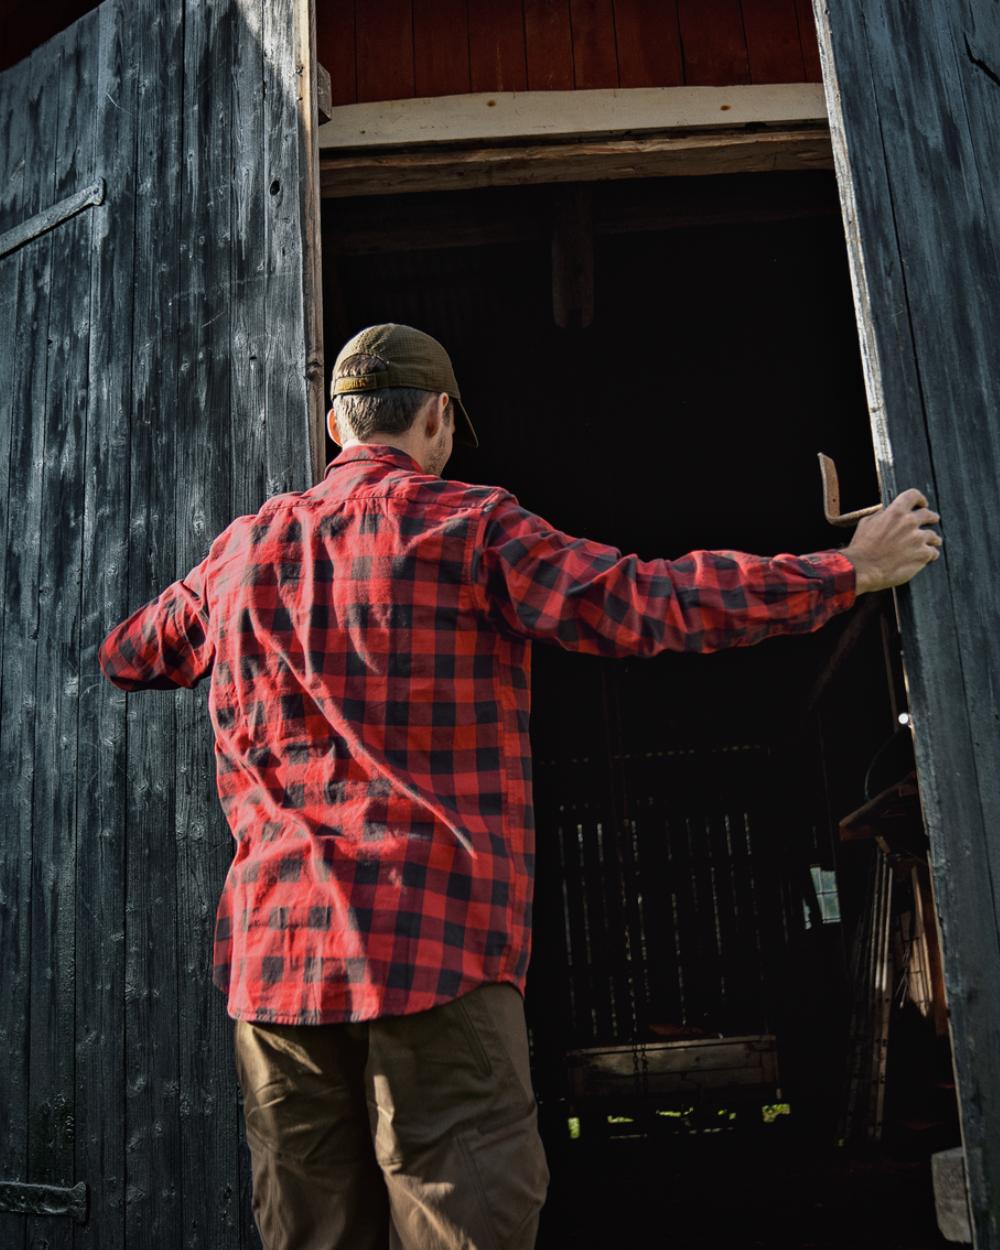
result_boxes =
[842,489,943,594]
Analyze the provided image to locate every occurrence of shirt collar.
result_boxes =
[323,443,425,479]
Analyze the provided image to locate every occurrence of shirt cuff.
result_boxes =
[801,548,858,611]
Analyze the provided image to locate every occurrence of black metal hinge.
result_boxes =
[0,177,105,261]
[0,1179,88,1223]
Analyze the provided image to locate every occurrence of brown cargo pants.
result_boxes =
[232,982,550,1250]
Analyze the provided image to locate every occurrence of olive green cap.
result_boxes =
[331,323,478,449]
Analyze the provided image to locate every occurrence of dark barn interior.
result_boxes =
[321,169,961,1248]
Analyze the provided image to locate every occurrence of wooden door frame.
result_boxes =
[316,82,833,197]
[311,58,985,1234]
[808,1,1000,1244]
[297,0,327,483]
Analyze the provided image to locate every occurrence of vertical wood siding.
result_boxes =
[534,744,801,1048]
[319,0,822,105]
[75,4,136,1247]
[0,2,320,1246]
[812,1,1000,1245]
[0,26,69,1250]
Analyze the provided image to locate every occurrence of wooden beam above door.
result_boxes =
[320,125,833,198]
[318,83,827,150]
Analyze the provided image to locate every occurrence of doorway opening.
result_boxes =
[319,168,960,1248]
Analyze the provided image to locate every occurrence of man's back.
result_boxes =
[100,441,858,1025]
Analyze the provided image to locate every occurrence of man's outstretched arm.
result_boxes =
[474,489,941,658]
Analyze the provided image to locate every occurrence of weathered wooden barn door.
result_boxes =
[812,3,1000,1246]
[0,1,322,1247]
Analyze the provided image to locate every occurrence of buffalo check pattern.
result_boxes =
[99,443,857,1024]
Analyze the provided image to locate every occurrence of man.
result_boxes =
[99,323,942,1250]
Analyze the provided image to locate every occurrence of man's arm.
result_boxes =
[98,556,215,690]
[474,489,942,658]
[474,496,857,657]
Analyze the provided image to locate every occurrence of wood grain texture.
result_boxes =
[524,0,574,90]
[232,0,270,523]
[468,0,528,92]
[0,96,26,1240]
[319,83,827,149]
[24,14,97,1250]
[356,0,414,100]
[614,0,683,88]
[740,0,804,82]
[299,0,328,484]
[74,3,135,1245]
[794,0,821,80]
[414,0,470,96]
[263,0,321,496]
[569,0,618,88]
[0,35,62,1250]
[318,0,815,99]
[320,126,833,195]
[677,0,750,85]
[812,1,1000,1243]
[125,1,184,1245]
[227,6,269,1234]
[317,0,357,104]
[176,0,239,1244]
[0,1,319,1245]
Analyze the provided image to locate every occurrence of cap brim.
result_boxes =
[454,397,479,448]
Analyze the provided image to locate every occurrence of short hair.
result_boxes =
[331,352,452,442]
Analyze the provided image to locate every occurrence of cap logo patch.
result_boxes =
[334,375,387,393]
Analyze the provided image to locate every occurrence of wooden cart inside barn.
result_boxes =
[1,2,998,1248]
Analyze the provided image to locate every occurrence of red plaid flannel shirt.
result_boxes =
[99,443,857,1024]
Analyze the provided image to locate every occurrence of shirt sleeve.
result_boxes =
[473,496,857,657]
[98,556,215,690]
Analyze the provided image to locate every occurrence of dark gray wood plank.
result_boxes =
[227,5,268,1238]
[0,55,27,234]
[0,52,29,734]
[174,0,239,1244]
[24,13,98,1250]
[262,0,320,497]
[75,3,139,1246]
[2,3,322,1247]
[124,2,185,1245]
[299,0,327,483]
[813,2,1000,1243]
[0,36,62,1250]
[231,0,269,522]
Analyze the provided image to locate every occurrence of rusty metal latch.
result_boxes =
[0,177,105,262]
[818,452,883,527]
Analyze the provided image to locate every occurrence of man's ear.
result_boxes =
[327,407,342,446]
[424,392,450,437]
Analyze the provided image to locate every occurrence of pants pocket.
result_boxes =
[234,1019,371,1169]
[458,1109,550,1250]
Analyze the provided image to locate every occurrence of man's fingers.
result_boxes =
[894,487,928,510]
[911,507,941,527]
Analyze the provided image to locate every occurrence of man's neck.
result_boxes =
[341,437,430,472]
